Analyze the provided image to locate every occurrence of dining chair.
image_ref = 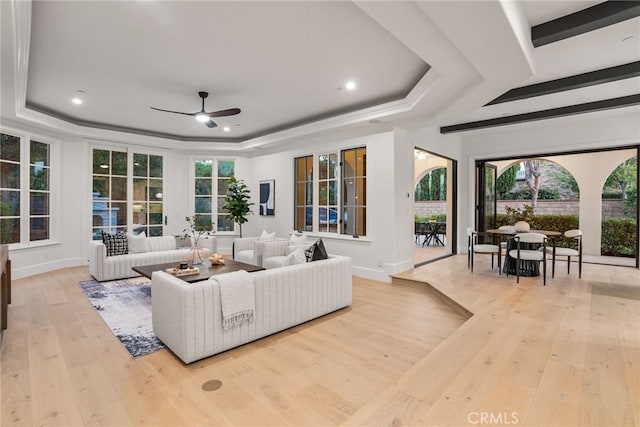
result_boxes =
[415,222,429,246]
[508,233,547,285]
[544,229,583,278]
[435,222,447,246]
[498,225,515,254]
[467,228,501,274]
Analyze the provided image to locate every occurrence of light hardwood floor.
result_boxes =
[1,256,638,426]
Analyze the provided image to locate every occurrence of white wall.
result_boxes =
[241,130,421,282]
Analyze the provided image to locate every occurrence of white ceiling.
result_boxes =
[2,0,639,147]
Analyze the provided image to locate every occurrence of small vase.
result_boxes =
[190,245,204,265]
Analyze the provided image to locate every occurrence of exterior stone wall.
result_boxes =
[601,199,626,219]
[496,200,579,216]
[415,201,446,218]
[415,199,626,219]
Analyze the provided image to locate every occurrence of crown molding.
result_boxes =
[8,0,442,152]
[11,0,30,115]
[238,70,440,150]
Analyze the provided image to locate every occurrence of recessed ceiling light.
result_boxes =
[72,97,83,105]
[345,81,356,91]
[223,127,230,132]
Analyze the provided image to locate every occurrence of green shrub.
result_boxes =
[624,184,637,217]
[496,213,578,231]
[497,164,519,199]
[494,214,637,257]
[496,213,579,248]
[415,214,446,223]
[601,218,637,257]
[602,192,623,199]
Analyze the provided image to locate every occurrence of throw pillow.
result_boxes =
[289,233,307,246]
[127,231,150,253]
[305,239,328,262]
[102,231,129,257]
[287,246,307,265]
[260,230,276,241]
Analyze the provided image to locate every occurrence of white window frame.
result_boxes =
[89,142,166,239]
[0,127,59,249]
[189,156,237,235]
[293,145,367,237]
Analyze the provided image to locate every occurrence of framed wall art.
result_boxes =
[259,179,275,216]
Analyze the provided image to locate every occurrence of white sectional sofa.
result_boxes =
[151,255,352,364]
[89,235,217,281]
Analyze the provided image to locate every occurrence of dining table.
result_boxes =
[486,228,562,276]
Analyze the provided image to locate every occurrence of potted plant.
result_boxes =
[223,177,254,237]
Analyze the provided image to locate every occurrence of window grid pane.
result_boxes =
[1,134,21,162]
[0,137,55,244]
[133,153,164,236]
[294,155,313,231]
[92,148,128,239]
[193,159,234,233]
[318,153,338,233]
[341,147,366,236]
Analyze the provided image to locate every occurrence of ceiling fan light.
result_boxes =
[195,113,209,122]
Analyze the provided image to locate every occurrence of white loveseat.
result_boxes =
[89,235,217,281]
[151,255,352,364]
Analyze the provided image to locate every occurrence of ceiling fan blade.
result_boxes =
[207,108,241,118]
[150,107,197,116]
[205,120,218,128]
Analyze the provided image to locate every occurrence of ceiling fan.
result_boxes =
[150,91,241,128]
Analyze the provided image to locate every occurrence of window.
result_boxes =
[293,147,367,236]
[294,155,313,232]
[318,153,338,233]
[133,153,164,236]
[193,159,235,232]
[1,132,53,245]
[29,141,51,241]
[92,148,164,239]
[342,147,366,236]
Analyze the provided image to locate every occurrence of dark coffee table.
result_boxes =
[133,259,264,283]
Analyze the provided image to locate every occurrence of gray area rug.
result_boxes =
[79,277,165,357]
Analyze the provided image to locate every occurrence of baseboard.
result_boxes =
[11,257,85,280]
[352,266,391,283]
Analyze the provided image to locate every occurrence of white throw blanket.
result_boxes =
[214,270,255,330]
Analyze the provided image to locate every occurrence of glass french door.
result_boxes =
[475,161,497,235]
